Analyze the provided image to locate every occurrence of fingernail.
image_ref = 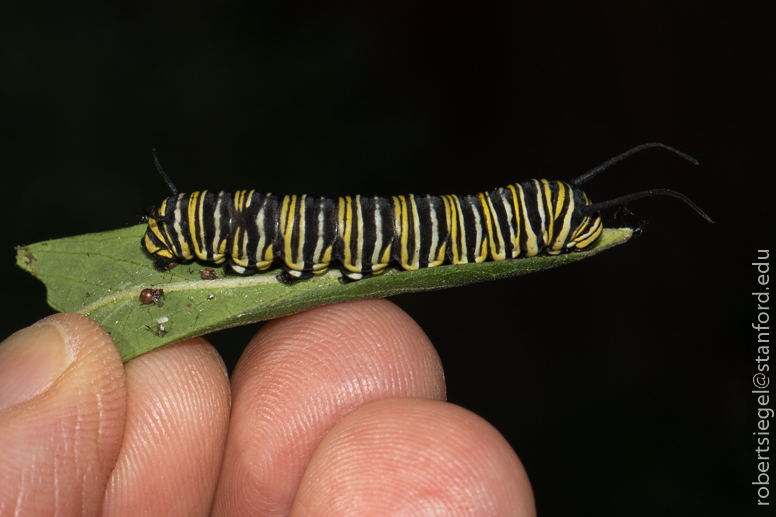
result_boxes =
[0,322,74,409]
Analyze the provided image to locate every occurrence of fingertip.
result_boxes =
[0,313,127,514]
[236,299,445,399]
[104,336,231,516]
[0,315,74,408]
[293,398,535,517]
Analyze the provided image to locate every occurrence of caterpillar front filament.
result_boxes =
[141,143,713,283]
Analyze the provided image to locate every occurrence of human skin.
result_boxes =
[0,299,535,516]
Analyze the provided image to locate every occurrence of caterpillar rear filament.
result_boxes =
[141,143,713,283]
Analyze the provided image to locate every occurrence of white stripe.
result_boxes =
[472,199,483,261]
[198,190,208,259]
[212,193,224,258]
[372,197,383,267]
[173,195,187,256]
[456,196,467,263]
[296,196,307,268]
[411,194,421,268]
[313,199,326,264]
[519,185,539,256]
[255,197,269,266]
[501,190,517,258]
[428,196,440,265]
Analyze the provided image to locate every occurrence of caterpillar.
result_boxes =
[141,143,713,283]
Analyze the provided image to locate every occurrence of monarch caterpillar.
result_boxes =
[141,143,713,283]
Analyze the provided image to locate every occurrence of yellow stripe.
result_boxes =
[234,190,244,212]
[143,235,160,253]
[281,195,293,264]
[342,196,353,268]
[381,199,393,263]
[571,191,594,241]
[348,196,356,266]
[148,219,166,249]
[450,195,467,264]
[436,241,447,264]
[554,181,565,220]
[188,192,202,259]
[284,195,297,266]
[242,195,250,265]
[150,199,169,247]
[198,190,208,260]
[263,243,273,266]
[477,193,494,261]
[231,228,243,266]
[158,199,176,252]
[484,192,506,261]
[394,195,410,267]
[381,244,391,264]
[576,217,603,248]
[339,196,360,272]
[400,195,410,267]
[518,185,539,257]
[552,183,575,251]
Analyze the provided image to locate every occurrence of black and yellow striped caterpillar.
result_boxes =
[141,143,713,283]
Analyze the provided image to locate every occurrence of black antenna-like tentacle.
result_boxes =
[152,148,179,196]
[581,189,715,223]
[571,143,698,186]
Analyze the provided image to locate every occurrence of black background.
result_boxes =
[1,2,771,515]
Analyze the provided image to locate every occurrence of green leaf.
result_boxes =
[16,225,632,362]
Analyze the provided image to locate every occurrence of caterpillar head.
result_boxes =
[141,196,191,270]
[543,185,604,256]
[564,143,714,252]
[140,150,191,270]
[566,203,604,253]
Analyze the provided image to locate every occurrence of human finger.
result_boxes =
[212,299,445,517]
[0,313,126,516]
[101,337,231,517]
[291,398,535,516]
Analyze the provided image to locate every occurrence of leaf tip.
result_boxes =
[15,245,38,273]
